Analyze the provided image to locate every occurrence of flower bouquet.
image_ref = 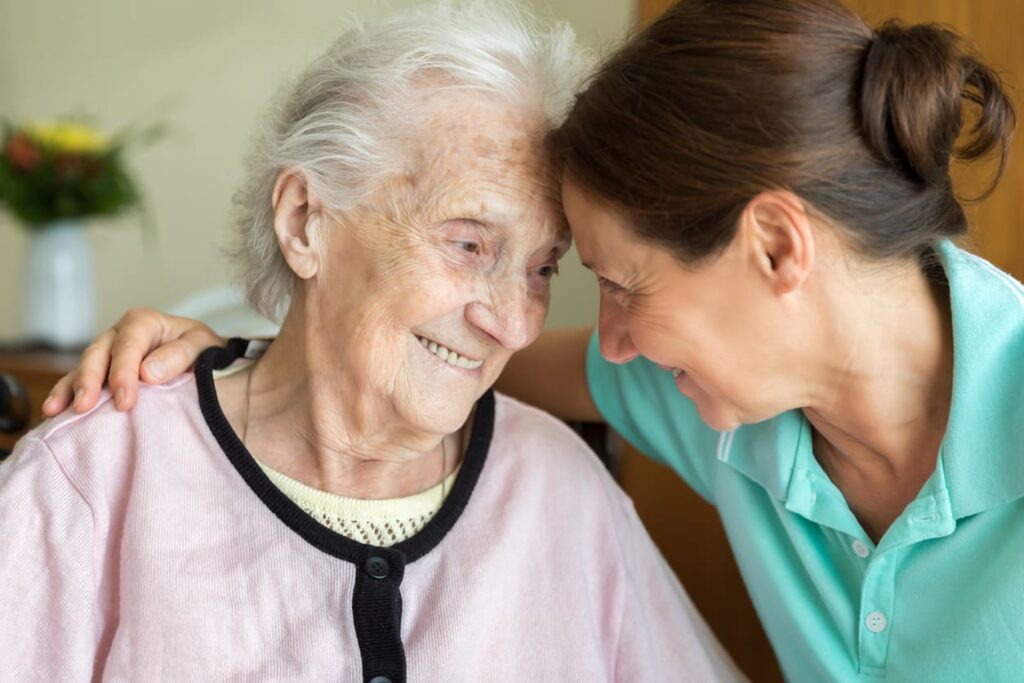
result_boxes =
[0,119,159,347]
[0,120,151,226]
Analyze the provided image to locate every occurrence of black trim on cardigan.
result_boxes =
[194,339,495,683]
[195,339,494,563]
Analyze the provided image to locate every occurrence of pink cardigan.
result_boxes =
[0,342,740,682]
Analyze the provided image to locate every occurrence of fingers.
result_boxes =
[106,309,225,407]
[42,307,226,417]
[140,317,224,384]
[41,371,76,417]
[51,328,117,415]
[140,336,209,385]
[79,328,121,412]
[106,318,158,412]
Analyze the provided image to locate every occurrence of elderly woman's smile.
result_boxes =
[414,335,484,370]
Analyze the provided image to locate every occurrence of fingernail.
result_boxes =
[42,396,56,414]
[73,388,84,408]
[115,388,127,409]
[146,360,166,380]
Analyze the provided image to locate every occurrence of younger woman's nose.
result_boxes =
[597,298,638,364]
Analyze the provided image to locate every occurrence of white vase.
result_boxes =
[21,220,96,348]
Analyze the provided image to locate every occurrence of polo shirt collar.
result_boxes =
[726,413,866,538]
[935,240,1024,518]
[717,408,802,503]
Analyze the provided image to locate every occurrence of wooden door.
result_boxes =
[625,1,1024,681]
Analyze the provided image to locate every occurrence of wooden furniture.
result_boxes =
[0,347,78,453]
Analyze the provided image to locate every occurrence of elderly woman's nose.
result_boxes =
[465,287,536,351]
[597,297,639,365]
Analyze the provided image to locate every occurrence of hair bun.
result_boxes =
[859,19,1015,196]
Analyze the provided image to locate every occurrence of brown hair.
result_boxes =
[550,0,1016,263]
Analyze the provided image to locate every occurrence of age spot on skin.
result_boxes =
[471,134,500,159]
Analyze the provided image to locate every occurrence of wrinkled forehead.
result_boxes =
[388,89,566,241]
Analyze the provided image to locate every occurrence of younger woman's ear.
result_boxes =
[272,169,325,280]
[740,190,815,295]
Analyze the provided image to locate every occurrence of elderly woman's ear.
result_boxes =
[272,169,326,280]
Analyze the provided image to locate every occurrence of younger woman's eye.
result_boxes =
[597,276,625,294]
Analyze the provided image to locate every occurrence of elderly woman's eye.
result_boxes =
[538,263,560,279]
[456,241,480,254]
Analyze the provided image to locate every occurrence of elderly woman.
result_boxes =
[0,3,740,682]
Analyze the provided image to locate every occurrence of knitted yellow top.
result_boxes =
[258,461,459,546]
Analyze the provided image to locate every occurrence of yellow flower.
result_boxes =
[24,121,109,154]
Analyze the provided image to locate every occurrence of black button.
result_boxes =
[365,556,390,579]
[369,677,392,683]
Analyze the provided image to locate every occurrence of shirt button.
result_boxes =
[852,539,870,558]
[865,611,888,633]
[369,677,392,683]
[365,556,390,580]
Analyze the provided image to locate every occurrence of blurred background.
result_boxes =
[0,0,632,341]
[1,2,1021,681]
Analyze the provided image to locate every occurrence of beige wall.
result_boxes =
[0,0,631,340]
[0,3,11,113]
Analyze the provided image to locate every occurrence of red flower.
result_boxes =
[5,134,39,171]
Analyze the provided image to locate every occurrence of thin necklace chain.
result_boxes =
[241,361,254,444]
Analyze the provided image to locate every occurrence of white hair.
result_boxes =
[231,0,593,322]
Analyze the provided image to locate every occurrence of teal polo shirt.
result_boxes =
[587,240,1024,681]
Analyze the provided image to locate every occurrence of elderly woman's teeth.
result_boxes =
[672,368,683,378]
[417,336,483,370]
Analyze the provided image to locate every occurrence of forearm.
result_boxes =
[494,326,601,422]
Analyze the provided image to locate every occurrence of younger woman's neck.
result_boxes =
[801,253,953,536]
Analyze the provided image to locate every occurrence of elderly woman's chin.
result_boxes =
[395,389,483,438]
[402,335,505,434]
